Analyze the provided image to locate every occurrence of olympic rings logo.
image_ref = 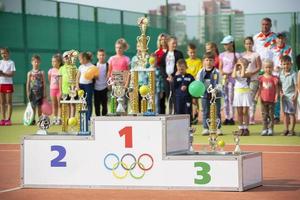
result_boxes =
[104,153,154,179]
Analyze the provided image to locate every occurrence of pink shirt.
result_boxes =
[108,55,130,76]
[48,68,60,90]
[258,75,278,103]
[219,52,240,74]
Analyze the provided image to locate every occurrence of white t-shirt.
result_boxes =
[94,62,108,91]
[0,59,16,84]
[166,51,175,76]
[234,71,250,89]
[253,32,276,61]
[79,63,94,84]
[242,52,260,81]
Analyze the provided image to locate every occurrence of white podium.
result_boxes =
[22,115,262,191]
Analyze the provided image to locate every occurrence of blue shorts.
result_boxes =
[282,96,296,114]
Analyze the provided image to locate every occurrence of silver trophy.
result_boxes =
[112,85,126,113]
[36,114,51,135]
[78,93,90,135]
[108,71,128,115]
[233,131,242,155]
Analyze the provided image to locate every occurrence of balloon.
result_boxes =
[84,66,99,80]
[218,140,225,148]
[139,85,150,96]
[41,98,52,116]
[188,81,206,98]
[90,66,99,77]
[84,70,94,80]
[77,89,85,98]
[148,56,155,66]
[68,117,77,126]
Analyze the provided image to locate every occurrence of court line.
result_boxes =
[263,184,300,188]
[1,149,300,155]
[0,187,22,194]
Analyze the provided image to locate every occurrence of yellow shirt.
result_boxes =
[185,58,202,78]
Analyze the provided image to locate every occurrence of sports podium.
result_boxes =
[22,115,262,191]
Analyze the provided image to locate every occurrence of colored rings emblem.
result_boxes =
[104,153,154,179]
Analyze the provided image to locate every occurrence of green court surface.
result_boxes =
[0,106,299,145]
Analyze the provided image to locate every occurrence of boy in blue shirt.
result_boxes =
[196,52,222,136]
[174,59,194,124]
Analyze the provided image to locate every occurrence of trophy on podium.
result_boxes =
[206,85,221,152]
[108,71,128,115]
[78,91,90,135]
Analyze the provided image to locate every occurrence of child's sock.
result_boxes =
[238,125,243,130]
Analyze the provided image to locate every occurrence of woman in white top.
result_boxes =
[242,37,262,124]
[232,58,252,136]
[0,48,16,126]
[76,52,94,120]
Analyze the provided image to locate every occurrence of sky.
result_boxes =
[56,0,300,15]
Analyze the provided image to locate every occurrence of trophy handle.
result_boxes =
[107,77,114,86]
[206,118,210,129]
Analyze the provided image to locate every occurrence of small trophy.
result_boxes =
[233,131,242,155]
[109,71,128,115]
[78,92,90,135]
[113,85,126,114]
[36,114,51,135]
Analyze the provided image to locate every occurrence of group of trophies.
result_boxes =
[36,16,241,155]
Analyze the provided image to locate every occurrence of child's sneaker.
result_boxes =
[202,129,209,136]
[261,129,268,136]
[267,128,273,136]
[287,131,295,136]
[4,119,12,126]
[216,129,223,136]
[243,128,250,136]
[0,120,5,126]
[55,118,62,125]
[281,130,289,136]
[52,118,57,125]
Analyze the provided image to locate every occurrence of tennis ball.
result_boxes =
[218,140,225,148]
[139,85,150,96]
[68,117,77,126]
[148,56,155,66]
[77,89,84,98]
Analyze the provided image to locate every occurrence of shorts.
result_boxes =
[282,96,296,114]
[0,84,14,93]
[50,89,61,98]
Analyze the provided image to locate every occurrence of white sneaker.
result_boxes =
[217,129,223,136]
[261,129,268,136]
[55,118,62,125]
[268,128,273,136]
[202,129,209,136]
[51,118,57,125]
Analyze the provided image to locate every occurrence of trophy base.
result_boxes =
[78,131,91,136]
[143,111,156,116]
[36,130,47,135]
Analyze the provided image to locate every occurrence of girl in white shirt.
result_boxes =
[0,48,16,126]
[76,52,94,120]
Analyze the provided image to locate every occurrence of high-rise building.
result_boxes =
[149,3,186,45]
[199,0,244,43]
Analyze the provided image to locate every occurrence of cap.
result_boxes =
[220,35,234,44]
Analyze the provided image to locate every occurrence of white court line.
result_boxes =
[0,187,21,194]
[263,184,300,188]
[1,149,300,154]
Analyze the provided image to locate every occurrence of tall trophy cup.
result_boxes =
[78,91,90,135]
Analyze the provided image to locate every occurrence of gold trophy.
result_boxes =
[129,17,156,115]
[206,85,221,152]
